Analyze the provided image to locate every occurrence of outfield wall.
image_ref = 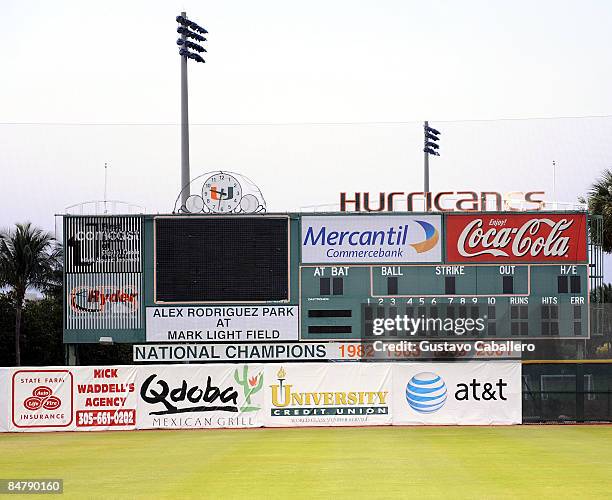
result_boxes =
[0,362,521,432]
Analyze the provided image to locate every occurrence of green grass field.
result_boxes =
[1,426,612,499]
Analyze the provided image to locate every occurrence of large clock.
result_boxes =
[202,173,242,213]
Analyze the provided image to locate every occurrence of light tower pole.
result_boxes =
[423,121,441,198]
[104,162,108,214]
[423,121,430,193]
[176,13,207,207]
[552,160,557,209]
[180,12,190,208]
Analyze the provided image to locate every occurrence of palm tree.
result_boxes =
[0,223,61,366]
[580,168,612,252]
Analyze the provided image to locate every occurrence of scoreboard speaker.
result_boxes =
[155,217,289,302]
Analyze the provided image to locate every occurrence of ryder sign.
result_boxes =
[446,213,587,263]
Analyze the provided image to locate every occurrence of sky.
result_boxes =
[2,0,612,243]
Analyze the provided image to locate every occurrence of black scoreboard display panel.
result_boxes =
[155,216,289,302]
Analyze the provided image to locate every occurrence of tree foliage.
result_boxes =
[0,223,62,365]
[580,168,612,252]
[0,293,63,366]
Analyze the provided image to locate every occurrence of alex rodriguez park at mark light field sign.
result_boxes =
[145,306,299,342]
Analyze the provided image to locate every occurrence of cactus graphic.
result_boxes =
[234,365,263,412]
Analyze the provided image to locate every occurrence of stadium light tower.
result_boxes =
[176,12,208,207]
[423,121,441,193]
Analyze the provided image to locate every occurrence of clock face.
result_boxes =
[202,174,242,213]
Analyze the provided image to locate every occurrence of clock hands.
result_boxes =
[210,188,227,200]
[205,176,241,212]
[217,188,225,210]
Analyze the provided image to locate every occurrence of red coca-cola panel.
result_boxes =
[445,213,587,263]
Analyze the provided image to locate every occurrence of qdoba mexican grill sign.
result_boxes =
[445,213,587,263]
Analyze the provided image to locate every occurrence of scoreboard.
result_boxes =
[299,263,588,340]
[63,211,590,350]
[299,212,588,340]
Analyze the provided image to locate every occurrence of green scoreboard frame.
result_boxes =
[63,211,591,344]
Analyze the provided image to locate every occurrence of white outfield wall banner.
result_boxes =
[0,362,521,432]
[73,366,138,431]
[145,306,298,342]
[301,215,442,264]
[10,368,75,431]
[263,363,393,427]
[392,362,522,425]
[8,366,138,432]
[136,364,264,430]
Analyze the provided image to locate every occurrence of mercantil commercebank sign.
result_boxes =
[301,215,442,263]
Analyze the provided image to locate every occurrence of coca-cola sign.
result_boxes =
[446,214,587,262]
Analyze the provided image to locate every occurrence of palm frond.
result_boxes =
[0,222,62,303]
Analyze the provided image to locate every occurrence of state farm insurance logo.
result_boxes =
[23,386,62,411]
[12,370,73,428]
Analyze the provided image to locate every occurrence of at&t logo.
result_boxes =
[406,372,447,413]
